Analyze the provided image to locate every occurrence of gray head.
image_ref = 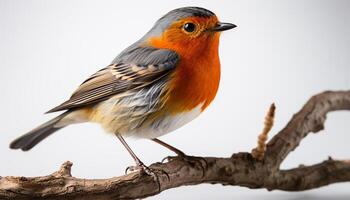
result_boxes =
[159,7,215,21]
[142,6,236,40]
[113,7,236,63]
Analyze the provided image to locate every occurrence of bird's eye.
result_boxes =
[183,23,196,33]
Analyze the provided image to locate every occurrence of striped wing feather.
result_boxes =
[47,50,178,113]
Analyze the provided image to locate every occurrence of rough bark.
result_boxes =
[1,90,349,200]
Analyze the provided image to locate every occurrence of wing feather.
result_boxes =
[47,48,178,113]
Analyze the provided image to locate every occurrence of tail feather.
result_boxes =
[10,112,69,151]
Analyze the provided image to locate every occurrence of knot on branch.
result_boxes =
[53,161,73,177]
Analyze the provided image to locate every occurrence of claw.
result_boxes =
[125,162,170,183]
[140,164,154,177]
[125,162,153,175]
[161,156,176,163]
[125,166,133,174]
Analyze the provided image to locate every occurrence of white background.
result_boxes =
[1,0,350,199]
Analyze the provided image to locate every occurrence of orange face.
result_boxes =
[148,16,220,58]
[148,16,222,114]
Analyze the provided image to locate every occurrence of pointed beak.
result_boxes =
[211,22,237,32]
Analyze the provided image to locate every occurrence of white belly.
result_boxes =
[88,87,204,139]
[127,103,203,139]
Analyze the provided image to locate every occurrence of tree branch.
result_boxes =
[265,90,350,167]
[1,90,350,200]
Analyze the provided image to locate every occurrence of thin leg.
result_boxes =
[115,133,143,166]
[152,138,207,176]
[115,134,167,183]
[151,138,185,157]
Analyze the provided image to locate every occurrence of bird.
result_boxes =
[10,6,236,172]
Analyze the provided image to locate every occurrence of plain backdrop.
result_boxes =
[1,0,350,199]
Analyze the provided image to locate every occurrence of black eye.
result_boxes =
[183,23,196,33]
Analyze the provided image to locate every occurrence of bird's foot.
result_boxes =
[125,162,170,182]
[125,162,153,176]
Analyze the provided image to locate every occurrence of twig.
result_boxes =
[251,103,276,160]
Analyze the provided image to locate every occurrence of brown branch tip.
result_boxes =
[251,103,276,160]
[52,161,73,177]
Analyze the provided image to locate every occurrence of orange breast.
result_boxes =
[149,32,221,114]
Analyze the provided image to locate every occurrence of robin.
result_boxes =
[10,7,236,172]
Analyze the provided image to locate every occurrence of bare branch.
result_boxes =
[270,159,350,191]
[265,90,350,168]
[1,90,349,200]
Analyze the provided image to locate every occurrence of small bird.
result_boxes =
[10,7,236,172]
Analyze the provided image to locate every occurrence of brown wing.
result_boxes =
[46,61,177,113]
